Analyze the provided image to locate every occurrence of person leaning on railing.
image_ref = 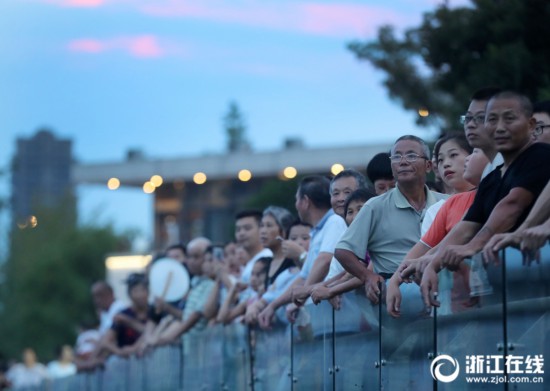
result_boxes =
[484,179,550,258]
[411,92,550,308]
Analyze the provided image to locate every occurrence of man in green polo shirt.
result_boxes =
[335,135,448,306]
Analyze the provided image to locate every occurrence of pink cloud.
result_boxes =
[64,0,105,6]
[298,3,407,37]
[126,35,163,57]
[140,1,407,38]
[68,35,170,58]
[34,0,107,7]
[68,39,104,53]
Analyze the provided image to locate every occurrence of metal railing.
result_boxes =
[10,244,550,390]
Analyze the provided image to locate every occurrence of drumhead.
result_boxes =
[149,257,190,302]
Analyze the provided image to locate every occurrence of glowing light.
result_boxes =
[150,174,163,187]
[238,169,252,182]
[283,166,297,179]
[107,177,120,190]
[143,181,155,193]
[105,255,152,270]
[29,215,38,228]
[418,108,430,117]
[193,172,207,185]
[331,163,344,175]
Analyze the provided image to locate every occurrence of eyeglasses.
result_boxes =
[460,114,485,126]
[389,153,428,164]
[535,124,550,136]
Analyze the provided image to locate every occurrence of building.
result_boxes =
[73,142,391,250]
[11,129,74,228]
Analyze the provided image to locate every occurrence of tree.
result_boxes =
[245,177,300,215]
[0,198,131,361]
[348,0,550,134]
[223,101,251,152]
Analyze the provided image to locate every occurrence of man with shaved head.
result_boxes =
[154,237,214,346]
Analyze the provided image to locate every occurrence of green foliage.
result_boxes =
[0,200,129,362]
[348,0,550,134]
[245,177,300,216]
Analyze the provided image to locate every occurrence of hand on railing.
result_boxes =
[482,222,550,265]
[420,263,440,309]
[285,303,300,323]
[310,284,331,305]
[386,275,403,318]
[364,271,384,304]
[397,256,431,283]
[291,285,310,307]
[258,304,275,330]
[439,244,477,271]
[521,223,550,253]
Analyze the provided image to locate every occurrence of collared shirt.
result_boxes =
[336,185,448,275]
[299,209,347,280]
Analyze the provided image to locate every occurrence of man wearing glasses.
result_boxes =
[533,100,550,144]
[419,91,550,307]
[335,135,447,307]
[460,87,503,178]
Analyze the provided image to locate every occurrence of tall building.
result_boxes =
[11,129,74,227]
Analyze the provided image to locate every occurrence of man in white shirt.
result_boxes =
[235,210,273,285]
[91,281,126,335]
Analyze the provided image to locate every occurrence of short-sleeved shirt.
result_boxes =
[299,209,347,280]
[421,190,477,248]
[111,306,155,347]
[99,300,127,335]
[262,267,300,304]
[464,143,550,231]
[336,185,448,275]
[182,276,215,336]
[421,199,446,236]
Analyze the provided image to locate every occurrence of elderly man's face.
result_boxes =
[390,140,431,185]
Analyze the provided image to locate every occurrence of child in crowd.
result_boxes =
[217,258,270,324]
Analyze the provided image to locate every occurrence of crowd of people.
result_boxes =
[2,89,550,389]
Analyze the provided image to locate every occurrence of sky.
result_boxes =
[0,0,470,249]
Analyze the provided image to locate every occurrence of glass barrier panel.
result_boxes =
[253,323,291,391]
[380,278,434,391]
[48,376,79,391]
[333,290,380,390]
[182,326,223,390]
[221,322,251,391]
[75,371,102,391]
[143,344,182,391]
[436,252,505,390]
[292,301,333,390]
[102,355,129,391]
[504,244,550,389]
